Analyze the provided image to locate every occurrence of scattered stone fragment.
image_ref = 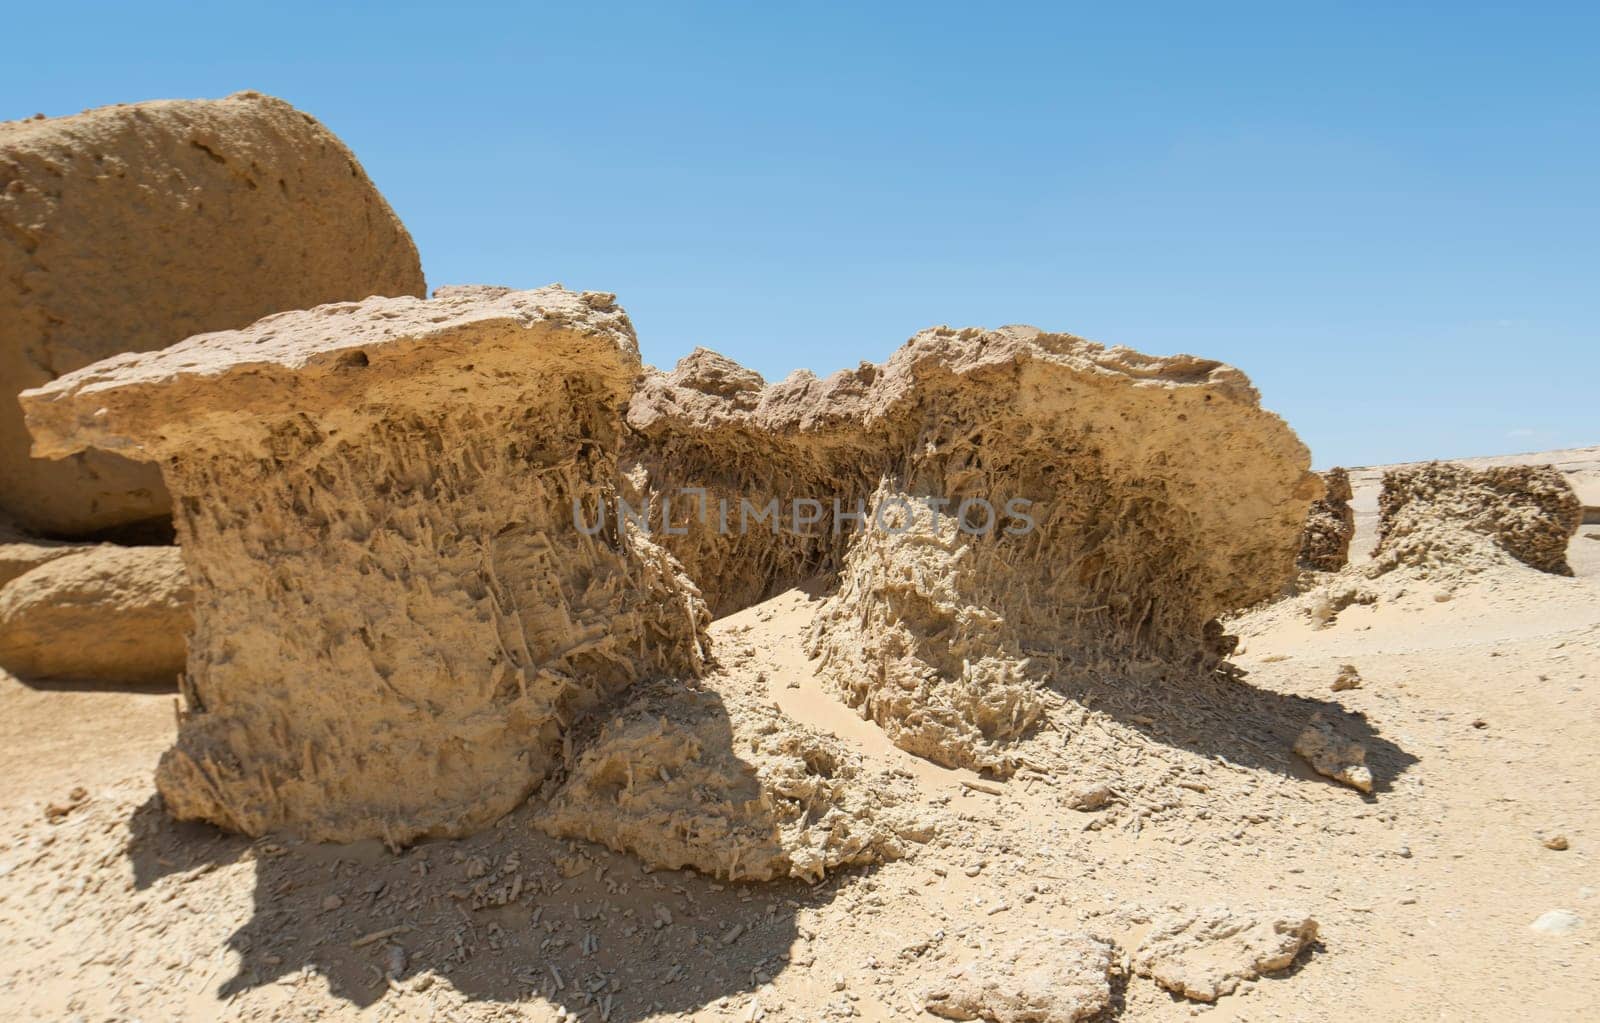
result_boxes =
[924,929,1116,1022]
[1294,714,1373,793]
[1530,909,1582,935]
[1541,833,1570,851]
[1066,783,1117,812]
[1134,906,1318,1002]
[43,787,89,822]
[1331,664,1362,692]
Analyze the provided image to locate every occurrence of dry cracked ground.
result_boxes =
[1,448,1597,1023]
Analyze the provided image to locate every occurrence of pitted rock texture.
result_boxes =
[1,91,423,537]
[625,349,890,618]
[1299,466,1355,571]
[923,929,1117,1022]
[538,674,922,881]
[631,327,1316,773]
[1133,906,1319,1002]
[21,286,707,843]
[1374,462,1581,576]
[0,545,190,683]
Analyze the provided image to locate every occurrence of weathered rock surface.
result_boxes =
[1374,462,1581,576]
[923,929,1117,1023]
[807,329,1315,773]
[0,518,91,588]
[624,350,888,618]
[0,545,190,683]
[539,674,922,881]
[1,91,424,537]
[1133,906,1319,1002]
[632,327,1317,773]
[22,286,707,843]
[1299,466,1355,571]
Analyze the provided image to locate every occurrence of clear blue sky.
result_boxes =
[6,3,1595,467]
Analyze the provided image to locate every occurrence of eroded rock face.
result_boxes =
[631,327,1316,773]
[1374,463,1581,576]
[22,287,707,843]
[0,545,190,683]
[1133,906,1318,1002]
[625,352,890,617]
[1299,467,1355,571]
[1,91,424,537]
[923,929,1117,1022]
[538,674,921,881]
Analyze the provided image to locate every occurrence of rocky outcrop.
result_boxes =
[631,327,1317,773]
[923,929,1117,1022]
[1133,906,1318,1002]
[538,674,922,881]
[1,91,424,537]
[0,545,190,683]
[1298,467,1355,571]
[21,287,707,843]
[1374,463,1582,576]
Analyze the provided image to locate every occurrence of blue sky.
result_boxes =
[6,2,1595,467]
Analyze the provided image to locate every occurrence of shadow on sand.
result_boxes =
[123,683,834,1022]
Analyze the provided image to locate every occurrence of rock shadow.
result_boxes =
[120,686,846,1022]
[1048,662,1417,795]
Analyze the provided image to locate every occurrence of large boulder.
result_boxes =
[1,91,424,537]
[21,286,707,843]
[0,545,190,683]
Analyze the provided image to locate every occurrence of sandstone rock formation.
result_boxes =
[539,674,921,881]
[21,286,706,843]
[1298,466,1355,571]
[624,349,889,618]
[0,545,189,683]
[1,91,424,537]
[923,929,1117,1022]
[1373,463,1581,576]
[629,327,1315,773]
[0,517,90,589]
[1133,906,1319,1002]
[629,329,1315,772]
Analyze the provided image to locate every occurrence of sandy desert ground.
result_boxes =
[0,447,1595,1022]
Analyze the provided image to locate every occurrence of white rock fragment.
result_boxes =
[1133,906,1318,1003]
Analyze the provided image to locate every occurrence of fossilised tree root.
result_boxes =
[537,674,924,882]
[21,286,708,843]
[1298,467,1355,571]
[632,326,1318,774]
[1374,462,1581,576]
